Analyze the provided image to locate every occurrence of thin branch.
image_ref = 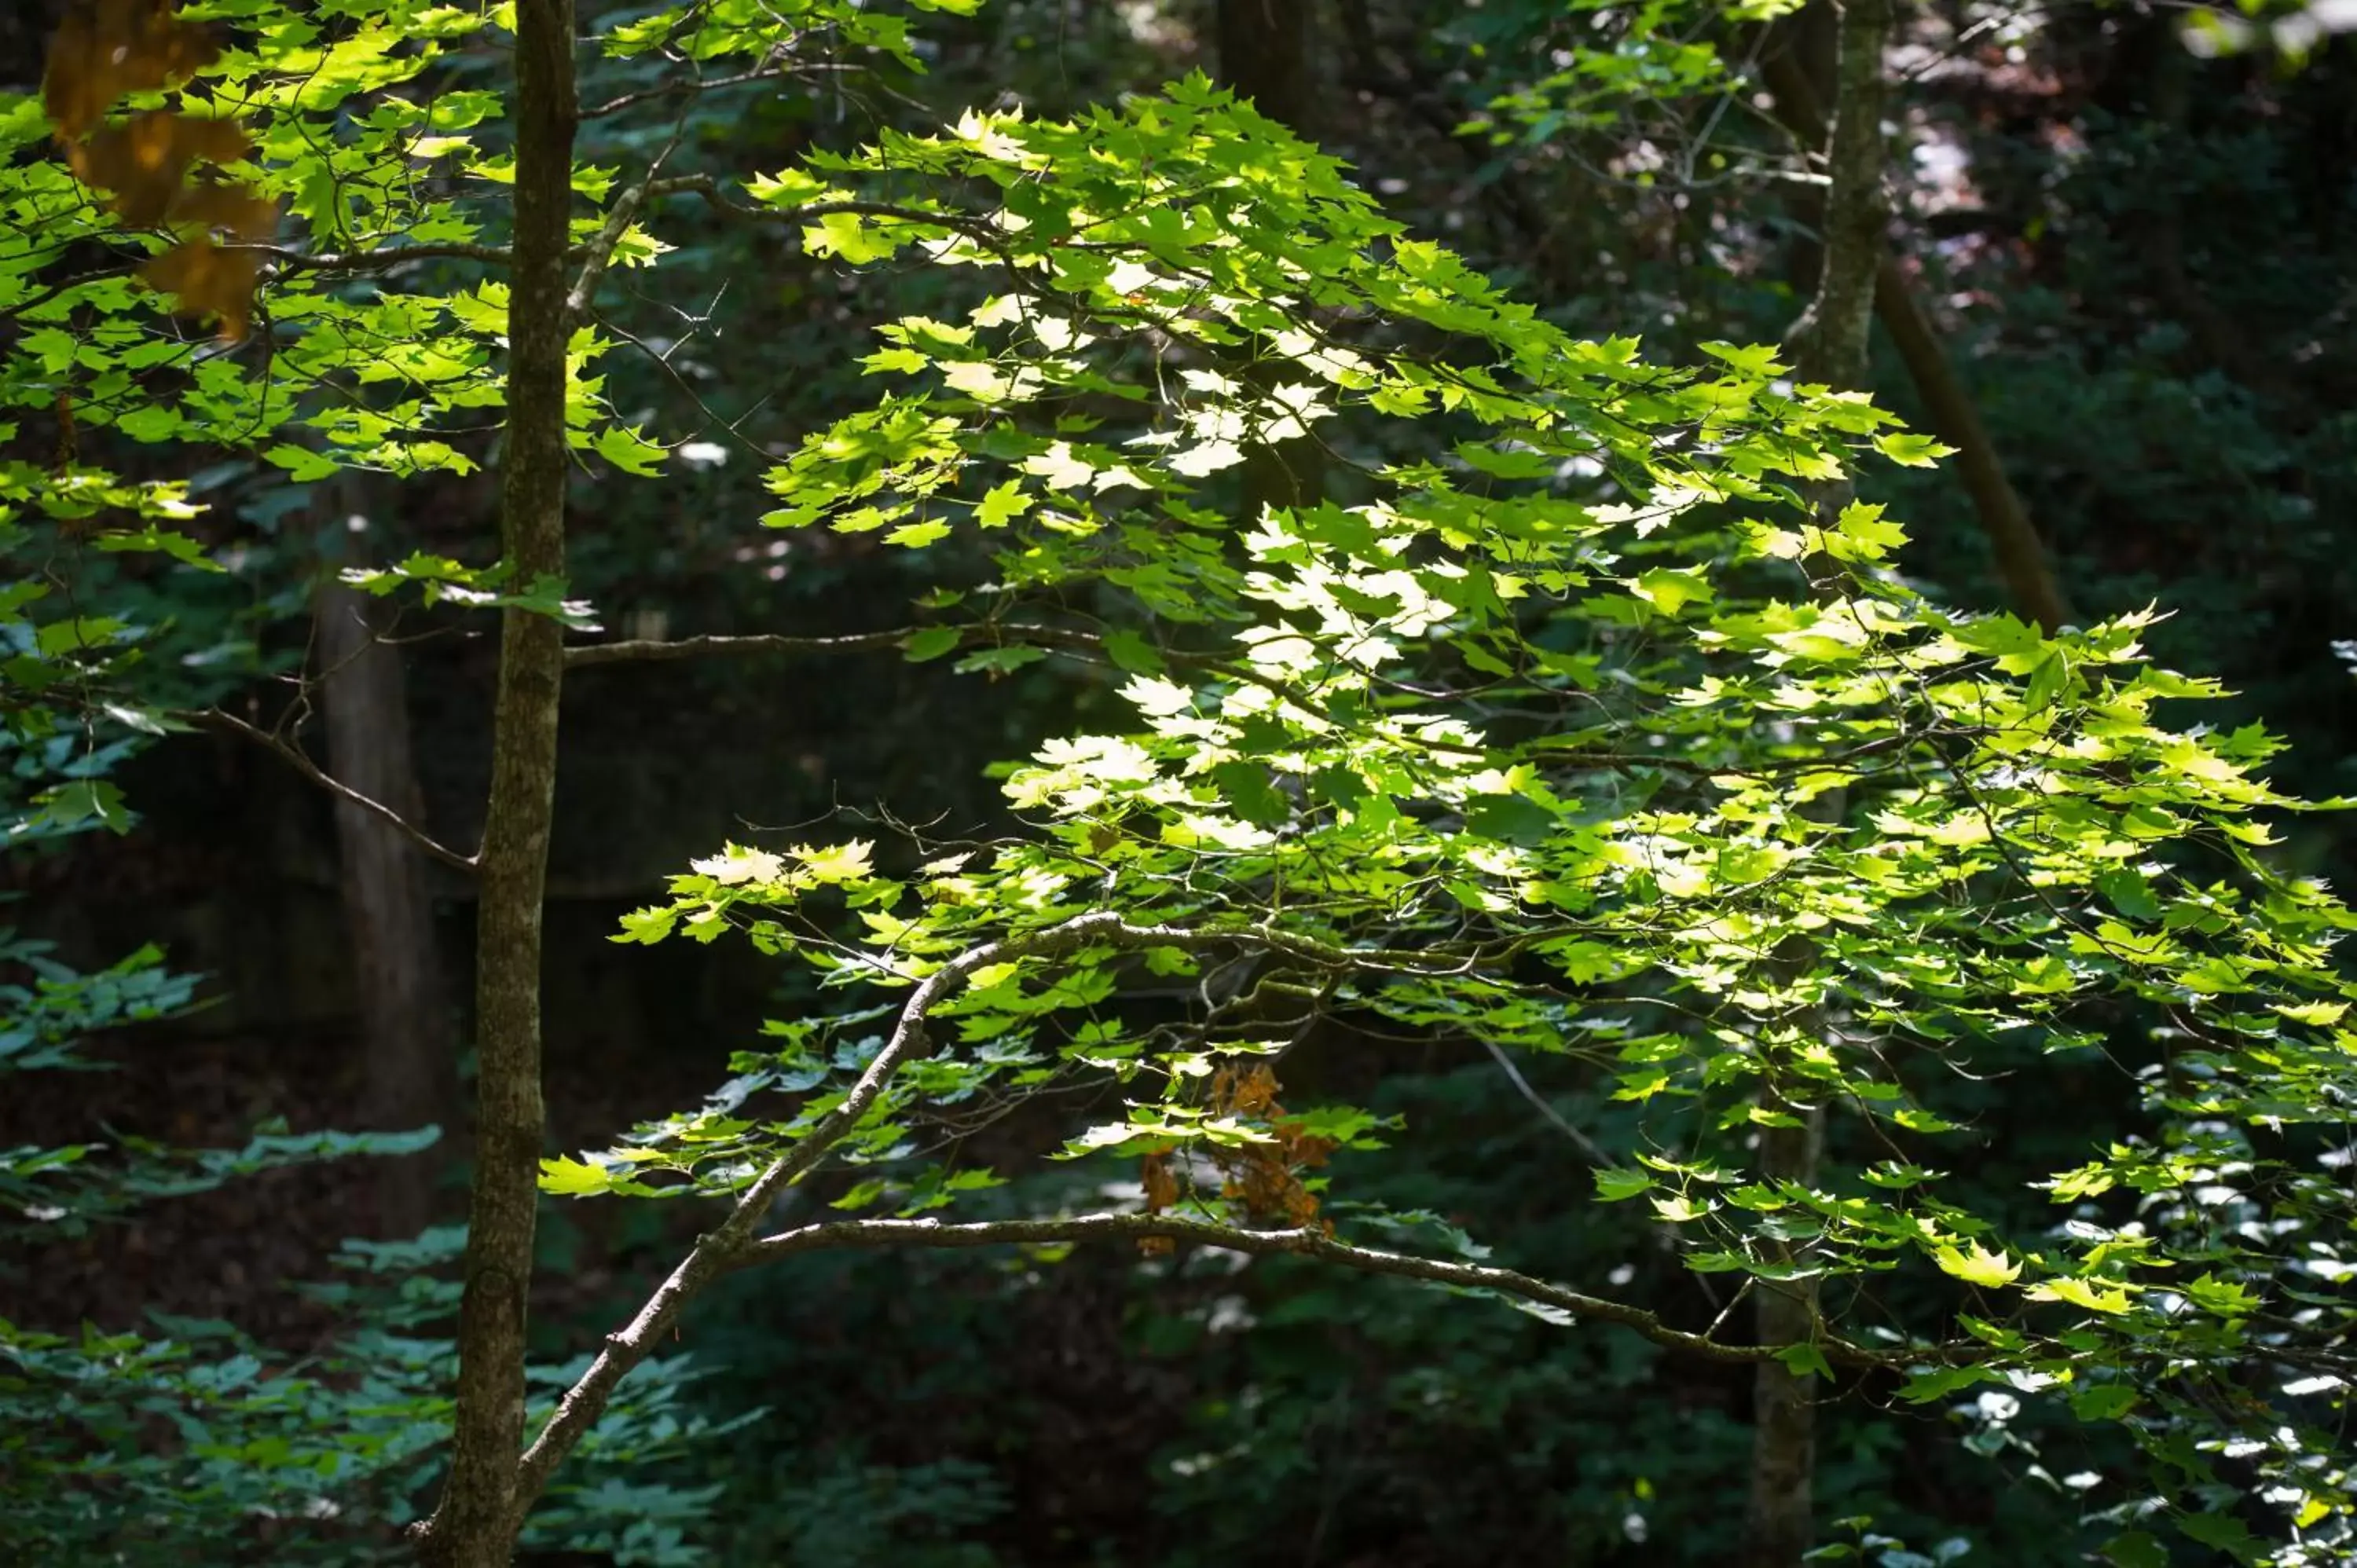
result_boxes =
[733,1212,1930,1368]
[1480,1037,1615,1167]
[252,242,522,274]
[582,63,796,120]
[563,621,1209,669]
[568,134,683,321]
[563,628,913,667]
[512,909,1155,1509]
[189,708,479,871]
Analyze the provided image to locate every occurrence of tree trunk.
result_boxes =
[423,0,576,1560]
[315,531,449,1239]
[1215,0,1328,517]
[1215,0,1315,134]
[1758,38,2072,633]
[1749,3,1889,1566]
[1870,262,2072,632]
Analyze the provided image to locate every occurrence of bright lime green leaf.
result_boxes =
[538,1156,614,1197]
[1629,566,1713,616]
[1872,430,1955,467]
[2026,1277,2135,1315]
[1933,1242,2021,1290]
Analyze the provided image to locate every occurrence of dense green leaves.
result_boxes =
[577,79,2357,1566]
[9,2,2355,1562]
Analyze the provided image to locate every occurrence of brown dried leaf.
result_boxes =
[69,112,252,223]
[168,185,279,241]
[141,236,258,339]
[42,0,218,140]
[1141,1152,1177,1214]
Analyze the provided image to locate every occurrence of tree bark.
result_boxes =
[1758,41,2073,633]
[1215,0,1316,135]
[1750,4,1889,1566]
[1869,262,2072,632]
[1215,0,1328,517]
[423,0,576,1561]
[315,537,450,1240]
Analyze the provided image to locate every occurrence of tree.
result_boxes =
[10,3,2356,1565]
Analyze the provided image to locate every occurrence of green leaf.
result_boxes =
[1871,430,1955,467]
[538,1156,614,1197]
[904,626,963,662]
[976,479,1033,527]
[1594,1168,1651,1202]
[1464,792,1556,847]
[885,518,951,548]
[1931,1242,2020,1290]
[1102,629,1164,674]
[1775,1342,1834,1381]
[35,780,131,833]
[954,645,1049,676]
[1210,761,1291,827]
[2176,1511,2262,1563]
[2070,1384,2139,1421]
[2095,868,2161,921]
[592,424,666,477]
[2099,1533,2167,1568]
[1629,566,1713,616]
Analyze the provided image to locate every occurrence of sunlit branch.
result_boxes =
[734,1212,1927,1367]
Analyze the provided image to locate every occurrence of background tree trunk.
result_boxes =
[423,0,577,1560]
[1758,35,2072,633]
[314,515,450,1239]
[1215,0,1328,516]
[1215,0,1316,134]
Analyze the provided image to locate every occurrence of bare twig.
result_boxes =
[584,63,795,119]
[1479,1037,1615,1167]
[189,708,478,871]
[563,628,914,667]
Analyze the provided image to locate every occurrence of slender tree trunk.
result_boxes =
[1758,39,2072,633]
[423,1,576,1561]
[315,524,450,1238]
[1215,0,1328,515]
[1749,3,1889,1566]
[1869,262,2071,632]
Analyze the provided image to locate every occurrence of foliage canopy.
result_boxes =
[2,2,2352,1563]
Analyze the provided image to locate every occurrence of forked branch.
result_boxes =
[506,910,1937,1515]
[189,708,478,871]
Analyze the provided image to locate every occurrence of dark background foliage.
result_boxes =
[5,2,2351,1563]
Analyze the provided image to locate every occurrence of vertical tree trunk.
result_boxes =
[1756,44,2073,634]
[1215,0,1327,515]
[423,1,576,1561]
[1215,0,1316,134]
[315,529,449,1239]
[1749,3,1889,1566]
